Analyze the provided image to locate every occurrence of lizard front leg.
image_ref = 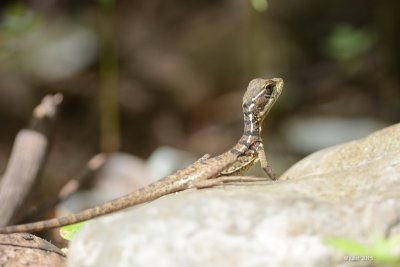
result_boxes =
[255,143,277,180]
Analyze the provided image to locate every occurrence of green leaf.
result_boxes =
[326,235,400,265]
[59,222,89,241]
[369,236,400,264]
[326,237,371,255]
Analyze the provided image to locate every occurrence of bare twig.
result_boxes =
[58,153,107,200]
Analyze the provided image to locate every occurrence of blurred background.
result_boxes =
[0,0,399,224]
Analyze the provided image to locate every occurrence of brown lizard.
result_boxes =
[0,78,283,233]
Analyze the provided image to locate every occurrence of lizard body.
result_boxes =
[0,78,283,233]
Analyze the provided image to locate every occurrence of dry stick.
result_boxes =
[0,94,63,226]
[58,153,108,201]
[21,153,108,223]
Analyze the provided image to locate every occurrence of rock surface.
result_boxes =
[68,123,400,267]
[0,233,66,267]
[281,121,400,179]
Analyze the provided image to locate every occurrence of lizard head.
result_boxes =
[243,78,283,123]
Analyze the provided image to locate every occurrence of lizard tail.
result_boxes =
[0,181,177,233]
[0,197,136,233]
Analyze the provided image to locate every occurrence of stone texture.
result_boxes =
[281,122,400,179]
[68,123,400,267]
[0,233,66,267]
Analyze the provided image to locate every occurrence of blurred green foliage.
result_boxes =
[98,0,115,7]
[1,3,41,33]
[327,234,400,266]
[0,3,42,57]
[325,24,375,73]
[250,0,268,12]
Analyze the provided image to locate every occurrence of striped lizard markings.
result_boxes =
[0,78,283,233]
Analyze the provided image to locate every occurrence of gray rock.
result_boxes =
[146,146,196,182]
[68,123,400,267]
[281,121,400,179]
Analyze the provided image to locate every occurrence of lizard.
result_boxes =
[0,78,283,234]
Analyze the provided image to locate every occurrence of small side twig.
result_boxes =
[20,153,108,222]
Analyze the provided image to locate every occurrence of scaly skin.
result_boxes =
[0,78,283,233]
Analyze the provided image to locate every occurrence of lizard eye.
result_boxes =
[264,84,274,96]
